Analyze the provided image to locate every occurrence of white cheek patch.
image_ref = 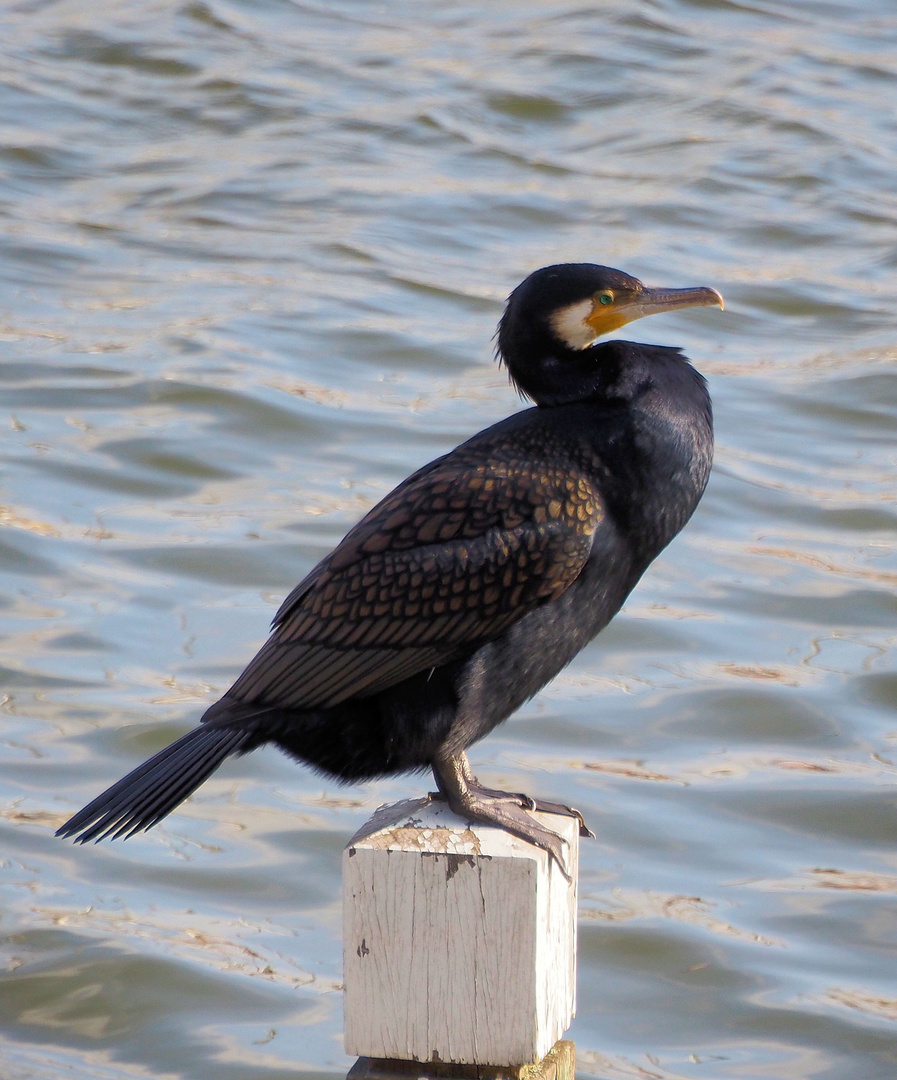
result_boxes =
[549,298,598,351]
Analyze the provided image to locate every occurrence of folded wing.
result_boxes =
[208,452,605,717]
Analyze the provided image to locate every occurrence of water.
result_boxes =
[2,1,897,1077]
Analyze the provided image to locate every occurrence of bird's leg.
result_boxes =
[448,751,596,839]
[431,751,573,880]
[455,752,536,810]
[426,752,535,810]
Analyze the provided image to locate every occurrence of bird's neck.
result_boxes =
[582,343,713,557]
[505,337,707,413]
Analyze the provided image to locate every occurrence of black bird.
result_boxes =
[57,263,723,872]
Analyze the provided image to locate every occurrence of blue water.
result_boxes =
[2,1,897,1077]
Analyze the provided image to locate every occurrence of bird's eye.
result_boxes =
[598,292,614,306]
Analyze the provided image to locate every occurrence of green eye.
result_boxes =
[598,292,614,306]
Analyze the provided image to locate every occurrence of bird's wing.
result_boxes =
[217,453,604,712]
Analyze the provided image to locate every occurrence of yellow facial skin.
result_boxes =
[584,285,724,339]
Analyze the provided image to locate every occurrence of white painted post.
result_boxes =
[343,797,578,1070]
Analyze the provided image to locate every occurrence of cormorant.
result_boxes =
[57,263,723,874]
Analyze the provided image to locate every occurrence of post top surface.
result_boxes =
[345,797,578,865]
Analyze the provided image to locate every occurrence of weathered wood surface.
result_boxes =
[343,797,578,1067]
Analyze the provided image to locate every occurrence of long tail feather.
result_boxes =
[56,725,254,843]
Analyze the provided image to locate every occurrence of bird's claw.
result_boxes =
[430,786,536,812]
[428,789,572,881]
[468,785,537,812]
[526,798,596,838]
[430,753,596,879]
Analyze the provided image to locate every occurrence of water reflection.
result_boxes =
[3,0,897,1077]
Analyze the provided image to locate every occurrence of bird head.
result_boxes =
[497,263,723,405]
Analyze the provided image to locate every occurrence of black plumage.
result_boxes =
[58,263,722,872]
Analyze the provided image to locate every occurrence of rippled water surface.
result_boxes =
[3,1,897,1077]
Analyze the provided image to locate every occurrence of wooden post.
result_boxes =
[343,797,578,1075]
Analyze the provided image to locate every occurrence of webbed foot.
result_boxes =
[431,751,590,881]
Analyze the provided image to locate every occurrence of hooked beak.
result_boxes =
[585,284,724,338]
[627,285,725,319]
